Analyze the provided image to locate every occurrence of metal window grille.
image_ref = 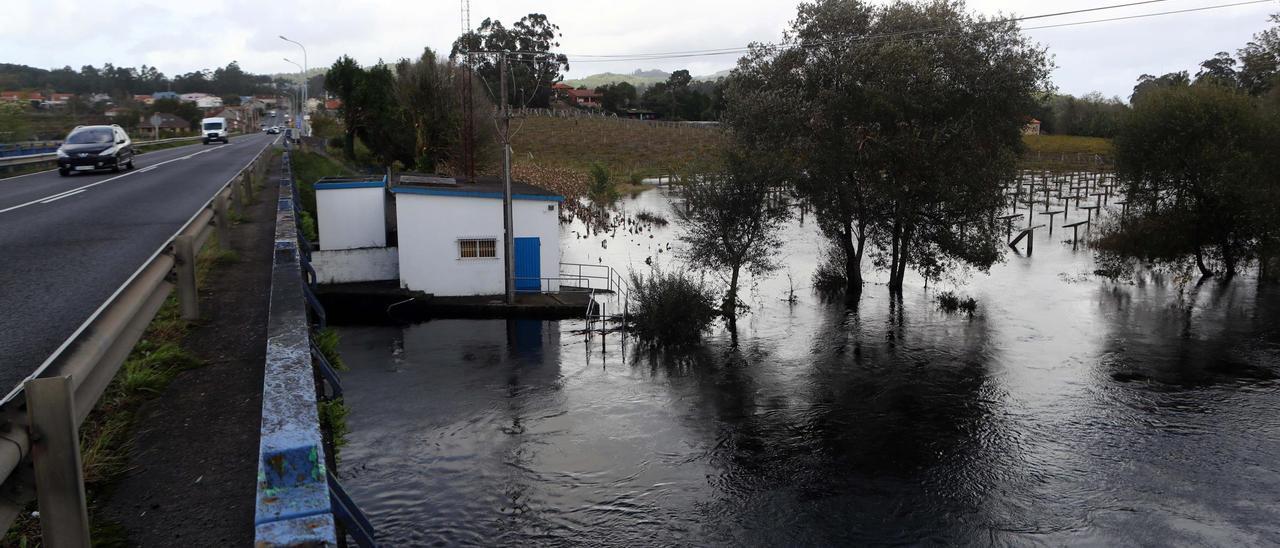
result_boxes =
[459,238,496,259]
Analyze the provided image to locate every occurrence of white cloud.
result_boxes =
[3,0,1275,98]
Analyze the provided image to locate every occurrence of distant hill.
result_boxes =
[563,68,733,89]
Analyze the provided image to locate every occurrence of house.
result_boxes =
[153,91,179,101]
[180,92,208,103]
[204,106,245,130]
[133,94,154,105]
[311,174,564,296]
[622,108,658,120]
[196,95,223,109]
[138,112,193,137]
[88,93,110,104]
[1023,117,1042,136]
[104,107,130,118]
[254,95,278,107]
[565,88,602,108]
[0,91,26,102]
[47,93,73,105]
[324,98,341,111]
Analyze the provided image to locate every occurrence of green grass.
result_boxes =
[289,149,358,217]
[1022,134,1114,156]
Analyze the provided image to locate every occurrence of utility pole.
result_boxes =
[499,52,515,304]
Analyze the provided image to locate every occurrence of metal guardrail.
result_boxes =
[0,135,215,170]
[0,135,276,542]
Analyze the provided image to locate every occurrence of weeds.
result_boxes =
[634,210,669,227]
[936,291,978,316]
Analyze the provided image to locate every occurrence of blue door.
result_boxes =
[514,237,541,292]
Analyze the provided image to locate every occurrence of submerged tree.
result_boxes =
[1103,84,1278,278]
[675,150,792,321]
[725,0,1051,299]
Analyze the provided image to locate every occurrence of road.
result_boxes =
[0,130,280,391]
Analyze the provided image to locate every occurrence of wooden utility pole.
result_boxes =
[499,52,515,304]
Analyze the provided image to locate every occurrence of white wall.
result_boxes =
[395,192,561,296]
[312,247,399,284]
[316,186,386,251]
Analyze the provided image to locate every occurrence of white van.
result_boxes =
[201,117,229,145]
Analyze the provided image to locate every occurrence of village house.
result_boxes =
[153,91,179,101]
[565,87,602,109]
[47,93,73,106]
[1023,117,1042,135]
[196,96,223,109]
[133,94,154,105]
[324,98,342,111]
[104,107,130,118]
[311,174,563,297]
[137,112,193,137]
[180,92,209,103]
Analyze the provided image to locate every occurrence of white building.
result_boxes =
[311,174,563,297]
[180,92,210,103]
[196,96,224,109]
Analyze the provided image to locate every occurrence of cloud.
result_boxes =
[2,0,1275,99]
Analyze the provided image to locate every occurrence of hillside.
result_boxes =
[509,116,726,176]
[562,68,733,89]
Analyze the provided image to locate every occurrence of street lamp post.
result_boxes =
[280,35,308,136]
[283,58,303,133]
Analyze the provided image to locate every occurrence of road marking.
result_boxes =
[0,140,245,215]
[39,189,86,204]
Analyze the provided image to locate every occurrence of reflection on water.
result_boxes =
[337,188,1280,546]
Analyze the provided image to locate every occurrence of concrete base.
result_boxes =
[316,281,596,323]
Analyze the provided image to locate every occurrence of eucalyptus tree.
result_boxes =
[725,0,1051,298]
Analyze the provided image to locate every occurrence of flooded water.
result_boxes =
[336,187,1280,546]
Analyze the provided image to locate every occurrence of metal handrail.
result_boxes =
[0,134,232,169]
[0,133,280,534]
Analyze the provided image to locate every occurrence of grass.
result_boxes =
[1020,134,1114,171]
[936,291,978,316]
[3,234,239,546]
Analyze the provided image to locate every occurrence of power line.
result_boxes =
[561,0,1275,63]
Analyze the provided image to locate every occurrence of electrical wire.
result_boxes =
[559,0,1274,63]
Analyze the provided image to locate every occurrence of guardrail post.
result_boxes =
[24,376,90,548]
[231,175,244,213]
[214,194,231,247]
[175,234,199,320]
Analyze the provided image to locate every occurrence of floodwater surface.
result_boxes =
[336,188,1280,546]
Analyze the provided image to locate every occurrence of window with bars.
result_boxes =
[458,238,497,259]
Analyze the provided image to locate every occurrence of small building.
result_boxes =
[196,96,223,109]
[104,107,130,118]
[311,174,564,297]
[138,112,193,136]
[1022,117,1042,136]
[153,91,179,101]
[180,92,209,103]
[324,98,341,111]
[132,94,153,105]
[622,108,658,120]
[566,88,602,108]
[47,93,73,105]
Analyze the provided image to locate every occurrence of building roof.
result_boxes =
[140,112,192,129]
[390,174,562,202]
[551,82,573,90]
[566,88,601,99]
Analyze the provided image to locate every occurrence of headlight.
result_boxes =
[57,149,68,158]
[98,147,117,157]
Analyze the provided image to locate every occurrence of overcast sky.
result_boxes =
[4,0,1276,100]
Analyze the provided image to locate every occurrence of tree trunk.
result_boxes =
[1195,246,1214,278]
[724,264,741,317]
[343,131,355,160]
[843,230,864,301]
[1221,242,1237,279]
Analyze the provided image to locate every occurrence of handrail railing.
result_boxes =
[0,133,279,540]
[0,134,230,170]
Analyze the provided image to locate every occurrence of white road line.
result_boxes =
[39,189,86,204]
[0,142,232,215]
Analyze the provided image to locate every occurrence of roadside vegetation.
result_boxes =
[3,236,239,547]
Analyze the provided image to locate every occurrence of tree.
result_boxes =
[1196,51,1240,88]
[324,56,362,159]
[394,48,461,171]
[1131,71,1190,103]
[595,82,637,113]
[150,98,202,129]
[450,14,569,108]
[1105,84,1277,278]
[1237,14,1280,96]
[0,101,31,142]
[725,0,1051,298]
[675,150,791,322]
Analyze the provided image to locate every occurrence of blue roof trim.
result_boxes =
[315,181,385,190]
[391,186,564,202]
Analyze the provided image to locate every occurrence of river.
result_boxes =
[334,187,1280,546]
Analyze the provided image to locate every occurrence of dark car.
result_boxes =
[57,125,135,176]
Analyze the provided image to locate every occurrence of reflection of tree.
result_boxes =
[632,301,1015,543]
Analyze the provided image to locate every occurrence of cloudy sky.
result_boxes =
[4,0,1276,100]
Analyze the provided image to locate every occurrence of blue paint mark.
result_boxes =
[390,186,564,202]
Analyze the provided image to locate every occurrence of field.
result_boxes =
[509,116,726,177]
[1022,134,1114,156]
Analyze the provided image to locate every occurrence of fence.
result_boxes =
[0,135,217,174]
[0,136,273,543]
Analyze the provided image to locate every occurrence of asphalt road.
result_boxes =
[0,130,281,391]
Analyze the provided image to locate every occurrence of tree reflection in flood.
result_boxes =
[335,188,1280,546]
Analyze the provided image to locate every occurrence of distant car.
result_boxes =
[201,117,230,145]
[56,125,134,176]
[267,127,280,134]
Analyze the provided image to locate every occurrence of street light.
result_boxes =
[283,57,303,127]
[280,35,308,136]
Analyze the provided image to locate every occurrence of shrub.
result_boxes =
[812,242,848,296]
[627,267,718,346]
[587,161,617,206]
[936,291,978,316]
[634,209,668,226]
